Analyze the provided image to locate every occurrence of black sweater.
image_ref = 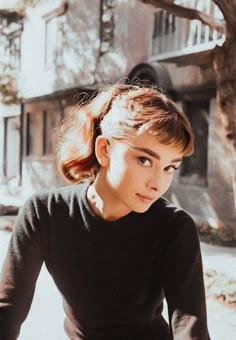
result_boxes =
[0,181,210,339]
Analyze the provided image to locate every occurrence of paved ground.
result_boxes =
[0,228,236,339]
[201,242,236,339]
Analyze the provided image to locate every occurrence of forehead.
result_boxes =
[119,132,183,162]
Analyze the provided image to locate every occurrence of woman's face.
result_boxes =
[96,131,183,219]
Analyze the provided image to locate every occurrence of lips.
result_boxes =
[136,193,155,203]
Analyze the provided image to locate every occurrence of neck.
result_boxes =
[86,171,130,221]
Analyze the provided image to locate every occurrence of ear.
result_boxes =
[95,135,110,167]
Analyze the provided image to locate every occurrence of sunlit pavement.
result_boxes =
[1,229,236,340]
[200,242,236,339]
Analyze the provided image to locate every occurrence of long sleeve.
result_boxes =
[0,196,44,340]
[163,213,210,340]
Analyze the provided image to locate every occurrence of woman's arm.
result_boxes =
[0,196,44,340]
[163,213,211,340]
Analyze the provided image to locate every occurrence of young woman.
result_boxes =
[0,84,210,339]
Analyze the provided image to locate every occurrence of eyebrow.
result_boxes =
[130,146,183,163]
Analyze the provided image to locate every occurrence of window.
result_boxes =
[3,116,20,178]
[180,100,209,186]
[26,109,62,157]
[45,16,58,69]
[26,112,43,157]
[0,18,22,70]
[44,3,68,69]
[8,30,21,70]
[44,109,62,154]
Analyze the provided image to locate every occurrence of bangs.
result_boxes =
[138,114,194,156]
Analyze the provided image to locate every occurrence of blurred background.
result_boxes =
[0,0,235,339]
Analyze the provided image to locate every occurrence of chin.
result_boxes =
[132,205,152,213]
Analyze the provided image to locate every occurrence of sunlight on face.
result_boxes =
[97,132,183,219]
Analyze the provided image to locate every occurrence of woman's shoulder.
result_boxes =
[151,196,193,221]
[159,198,200,242]
[22,181,89,214]
[149,196,197,236]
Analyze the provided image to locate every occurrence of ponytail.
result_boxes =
[57,85,130,183]
[57,109,100,183]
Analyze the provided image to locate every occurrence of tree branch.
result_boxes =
[213,0,236,36]
[212,0,231,14]
[140,0,226,34]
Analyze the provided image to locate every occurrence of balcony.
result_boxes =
[149,0,225,66]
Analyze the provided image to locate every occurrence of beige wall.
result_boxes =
[96,0,154,82]
[162,62,216,89]
[20,0,101,98]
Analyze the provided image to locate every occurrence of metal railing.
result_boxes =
[151,0,225,59]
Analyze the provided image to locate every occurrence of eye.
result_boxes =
[137,156,152,167]
[165,165,178,173]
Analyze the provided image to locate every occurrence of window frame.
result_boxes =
[43,2,68,69]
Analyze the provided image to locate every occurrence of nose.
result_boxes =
[147,170,162,192]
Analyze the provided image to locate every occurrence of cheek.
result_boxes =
[109,151,131,176]
[107,160,129,186]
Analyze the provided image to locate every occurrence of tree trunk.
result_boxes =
[213,38,236,145]
[209,38,236,234]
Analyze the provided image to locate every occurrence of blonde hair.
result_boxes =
[57,84,194,183]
